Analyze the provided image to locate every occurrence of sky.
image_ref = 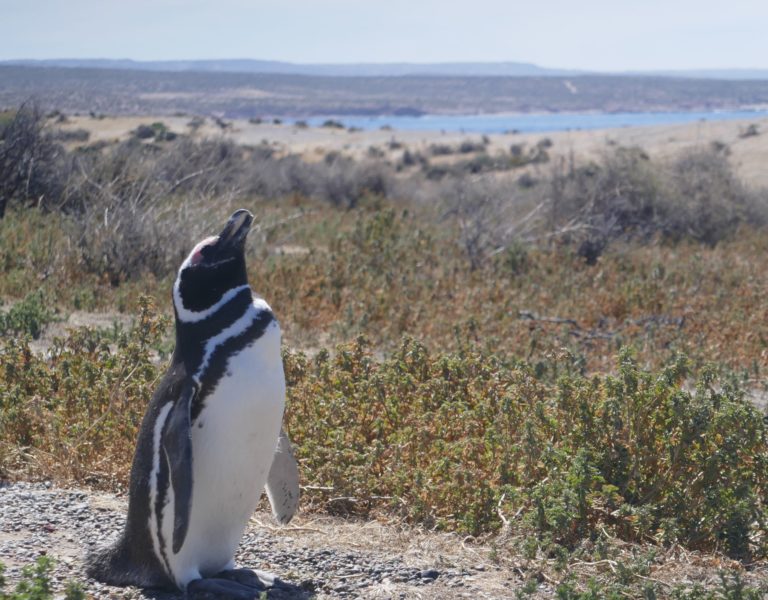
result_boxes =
[1,0,767,72]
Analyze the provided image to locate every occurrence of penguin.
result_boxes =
[86,209,300,599]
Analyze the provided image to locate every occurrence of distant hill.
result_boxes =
[0,58,582,77]
[3,59,768,80]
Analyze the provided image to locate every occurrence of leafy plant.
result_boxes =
[0,296,166,483]
[0,291,59,339]
[0,557,85,600]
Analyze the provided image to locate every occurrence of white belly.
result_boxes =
[165,319,285,586]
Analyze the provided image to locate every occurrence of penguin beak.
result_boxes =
[216,209,254,253]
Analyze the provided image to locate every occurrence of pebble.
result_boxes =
[0,482,479,599]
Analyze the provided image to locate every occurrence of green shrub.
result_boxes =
[0,295,766,560]
[284,340,768,558]
[0,296,165,482]
[0,291,59,339]
[0,557,84,600]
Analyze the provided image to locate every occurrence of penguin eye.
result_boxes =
[199,244,216,260]
[188,237,218,267]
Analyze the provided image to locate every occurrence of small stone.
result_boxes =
[420,569,440,580]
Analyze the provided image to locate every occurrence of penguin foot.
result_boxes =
[186,574,266,600]
[216,568,272,588]
[186,569,294,599]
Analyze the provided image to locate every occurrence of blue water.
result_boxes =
[303,110,768,134]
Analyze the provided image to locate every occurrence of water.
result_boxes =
[303,110,768,134]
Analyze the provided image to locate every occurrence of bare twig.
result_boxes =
[167,167,219,194]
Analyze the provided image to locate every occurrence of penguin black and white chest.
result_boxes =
[87,210,299,594]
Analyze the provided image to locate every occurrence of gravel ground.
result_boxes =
[0,482,517,599]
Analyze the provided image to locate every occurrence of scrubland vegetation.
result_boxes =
[5,65,768,116]
[2,104,768,596]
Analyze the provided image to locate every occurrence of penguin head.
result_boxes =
[173,209,254,319]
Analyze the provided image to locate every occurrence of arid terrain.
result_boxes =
[3,103,768,599]
[56,113,768,186]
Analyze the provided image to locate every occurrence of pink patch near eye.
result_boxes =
[189,236,218,266]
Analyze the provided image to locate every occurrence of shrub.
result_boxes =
[0,297,165,483]
[740,123,760,138]
[398,149,427,170]
[456,152,513,174]
[0,556,85,600]
[510,143,525,158]
[0,103,66,218]
[429,143,455,156]
[66,138,232,282]
[668,149,767,244]
[546,147,768,262]
[131,124,155,140]
[132,122,175,142]
[0,291,59,339]
[284,340,768,558]
[458,139,486,154]
[436,174,525,268]
[188,116,205,131]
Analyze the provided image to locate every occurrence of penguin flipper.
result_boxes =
[264,429,300,524]
[162,380,198,554]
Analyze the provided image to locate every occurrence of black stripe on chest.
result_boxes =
[190,310,274,421]
[176,288,254,349]
[174,289,275,421]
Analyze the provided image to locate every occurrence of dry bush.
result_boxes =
[0,102,68,217]
[432,146,768,267]
[242,148,395,208]
[63,136,397,281]
[65,138,239,283]
[436,176,519,269]
[546,147,768,263]
[668,149,768,244]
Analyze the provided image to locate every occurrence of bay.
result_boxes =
[304,110,768,134]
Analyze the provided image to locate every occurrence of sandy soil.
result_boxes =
[57,114,768,187]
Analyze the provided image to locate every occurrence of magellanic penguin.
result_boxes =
[87,209,300,598]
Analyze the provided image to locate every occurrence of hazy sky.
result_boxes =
[2,0,767,71]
